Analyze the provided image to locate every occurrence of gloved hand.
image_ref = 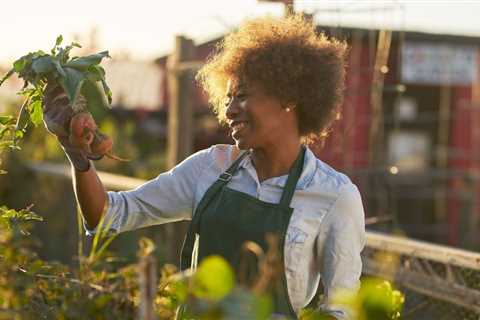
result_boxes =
[42,85,93,172]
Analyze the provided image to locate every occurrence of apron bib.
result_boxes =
[179,146,306,319]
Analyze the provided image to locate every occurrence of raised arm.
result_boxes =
[72,163,107,229]
[42,85,108,230]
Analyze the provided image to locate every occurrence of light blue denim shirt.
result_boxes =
[87,144,366,319]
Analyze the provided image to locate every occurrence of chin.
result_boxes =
[234,138,252,150]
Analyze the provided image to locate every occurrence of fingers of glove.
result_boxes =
[42,87,73,137]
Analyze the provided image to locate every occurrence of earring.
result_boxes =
[285,107,291,112]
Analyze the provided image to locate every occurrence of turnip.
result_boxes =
[0,35,124,161]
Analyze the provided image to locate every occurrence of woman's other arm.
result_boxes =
[317,183,366,319]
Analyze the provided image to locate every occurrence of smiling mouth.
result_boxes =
[231,121,247,132]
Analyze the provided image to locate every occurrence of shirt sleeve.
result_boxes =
[84,146,214,235]
[316,183,366,319]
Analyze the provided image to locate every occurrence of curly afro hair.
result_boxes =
[196,13,348,141]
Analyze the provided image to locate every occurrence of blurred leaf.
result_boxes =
[58,67,85,104]
[13,57,27,73]
[192,256,235,301]
[65,51,110,70]
[332,278,404,320]
[253,294,273,320]
[138,237,156,258]
[55,35,63,46]
[0,115,14,125]
[52,59,66,78]
[101,78,113,105]
[299,308,336,320]
[31,56,55,74]
[28,100,43,126]
[86,65,106,82]
[81,78,109,111]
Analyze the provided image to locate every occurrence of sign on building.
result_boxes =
[401,41,478,86]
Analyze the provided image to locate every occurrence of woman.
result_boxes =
[43,14,365,319]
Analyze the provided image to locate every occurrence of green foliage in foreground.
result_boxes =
[0,207,404,319]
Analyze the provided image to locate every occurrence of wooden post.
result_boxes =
[368,30,392,218]
[435,86,451,223]
[165,36,196,264]
[368,29,392,167]
[167,36,195,169]
[138,254,157,320]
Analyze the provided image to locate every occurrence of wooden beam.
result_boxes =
[366,231,480,270]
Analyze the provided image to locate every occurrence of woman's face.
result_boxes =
[224,80,298,150]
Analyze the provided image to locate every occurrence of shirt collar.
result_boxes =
[237,146,316,190]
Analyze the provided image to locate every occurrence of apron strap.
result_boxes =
[193,149,250,218]
[279,146,306,208]
[218,149,251,183]
[180,149,250,270]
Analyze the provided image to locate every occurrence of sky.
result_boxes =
[1,0,480,65]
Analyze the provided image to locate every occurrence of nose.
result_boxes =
[225,97,241,120]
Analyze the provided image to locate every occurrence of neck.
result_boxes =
[251,140,302,182]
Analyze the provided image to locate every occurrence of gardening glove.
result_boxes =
[42,84,96,172]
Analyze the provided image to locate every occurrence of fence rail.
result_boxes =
[28,161,480,318]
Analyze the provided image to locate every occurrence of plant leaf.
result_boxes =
[101,78,112,105]
[31,56,54,74]
[58,67,85,104]
[13,58,27,73]
[28,100,43,126]
[52,59,66,78]
[65,51,110,70]
[192,255,235,301]
[85,65,106,82]
[56,35,63,46]
[81,78,108,111]
[0,115,14,125]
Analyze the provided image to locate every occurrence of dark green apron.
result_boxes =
[180,146,306,319]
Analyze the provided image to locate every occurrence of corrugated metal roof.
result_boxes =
[104,60,163,110]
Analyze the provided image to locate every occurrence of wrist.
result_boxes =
[64,149,91,172]
[73,159,91,172]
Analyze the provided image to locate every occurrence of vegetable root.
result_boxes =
[69,112,128,161]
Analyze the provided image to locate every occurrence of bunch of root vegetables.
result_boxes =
[0,35,120,160]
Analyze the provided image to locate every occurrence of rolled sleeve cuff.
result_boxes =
[83,192,118,236]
